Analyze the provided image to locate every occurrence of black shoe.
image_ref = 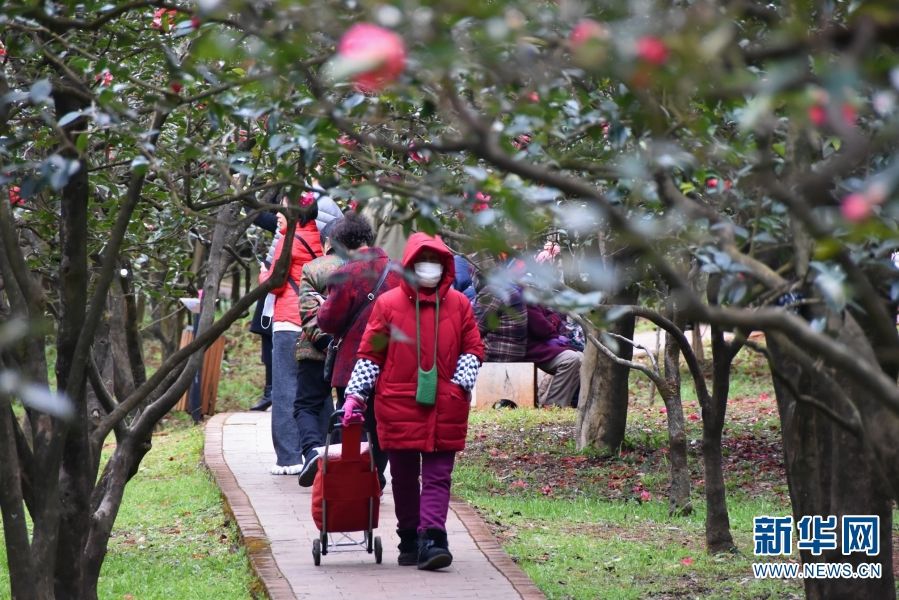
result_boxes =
[297,450,321,487]
[250,396,272,411]
[397,529,418,566]
[417,529,453,570]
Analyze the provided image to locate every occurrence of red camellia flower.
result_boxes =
[8,186,23,206]
[299,192,316,207]
[705,177,733,191]
[841,102,857,126]
[636,36,668,66]
[841,193,871,222]
[170,81,183,94]
[0,42,6,58]
[808,104,827,126]
[570,19,608,49]
[408,143,430,164]
[337,23,407,93]
[190,16,201,29]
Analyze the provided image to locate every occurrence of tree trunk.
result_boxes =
[662,326,692,516]
[703,324,737,552]
[52,88,93,600]
[767,316,897,599]
[576,287,638,453]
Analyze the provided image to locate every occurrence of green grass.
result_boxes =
[458,408,804,599]
[457,346,898,599]
[0,415,259,600]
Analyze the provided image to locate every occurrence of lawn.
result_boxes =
[0,413,260,600]
[455,346,898,599]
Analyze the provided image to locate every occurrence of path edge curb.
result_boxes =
[204,412,296,600]
[449,498,546,600]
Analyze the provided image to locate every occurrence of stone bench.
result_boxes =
[471,362,547,410]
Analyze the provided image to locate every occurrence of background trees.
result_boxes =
[1,0,898,598]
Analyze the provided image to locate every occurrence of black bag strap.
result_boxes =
[286,233,321,295]
[332,261,392,348]
[294,233,321,261]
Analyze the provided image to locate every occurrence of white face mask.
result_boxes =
[414,261,443,287]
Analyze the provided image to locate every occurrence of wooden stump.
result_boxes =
[174,328,226,415]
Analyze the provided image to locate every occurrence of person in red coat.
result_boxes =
[341,233,485,571]
[258,196,323,475]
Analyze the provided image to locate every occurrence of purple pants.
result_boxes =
[388,450,456,533]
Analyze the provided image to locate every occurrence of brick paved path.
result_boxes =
[205,412,545,600]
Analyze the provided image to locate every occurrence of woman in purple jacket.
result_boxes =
[524,304,583,407]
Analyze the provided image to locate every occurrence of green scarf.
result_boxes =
[415,292,439,406]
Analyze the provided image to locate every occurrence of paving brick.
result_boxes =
[205,412,545,599]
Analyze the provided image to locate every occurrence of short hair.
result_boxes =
[331,211,374,250]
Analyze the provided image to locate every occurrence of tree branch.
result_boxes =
[65,109,169,403]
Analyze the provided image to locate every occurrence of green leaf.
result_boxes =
[131,155,150,176]
[76,132,89,154]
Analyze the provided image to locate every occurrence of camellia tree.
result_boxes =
[2,1,899,599]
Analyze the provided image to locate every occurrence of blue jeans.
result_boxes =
[271,330,302,466]
[294,359,334,458]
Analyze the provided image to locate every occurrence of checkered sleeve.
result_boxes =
[345,358,381,401]
[450,353,481,391]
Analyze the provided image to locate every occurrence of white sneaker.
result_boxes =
[282,463,303,475]
[270,464,287,475]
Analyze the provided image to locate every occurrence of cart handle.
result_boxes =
[327,407,365,434]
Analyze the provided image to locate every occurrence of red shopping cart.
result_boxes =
[310,409,382,565]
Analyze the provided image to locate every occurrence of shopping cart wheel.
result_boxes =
[312,539,321,566]
[374,536,382,564]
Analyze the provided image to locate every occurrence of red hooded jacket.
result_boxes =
[258,220,322,327]
[356,233,484,452]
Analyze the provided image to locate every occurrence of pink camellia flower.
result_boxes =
[337,23,407,94]
[471,191,492,213]
[636,36,668,66]
[0,42,6,58]
[569,19,609,50]
[9,186,23,206]
[841,193,871,222]
[337,134,359,150]
[512,133,531,150]
[95,70,113,86]
[681,557,694,566]
[151,8,178,30]
[640,490,652,503]
[808,104,827,126]
[527,91,540,103]
[190,16,201,29]
[299,192,316,207]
